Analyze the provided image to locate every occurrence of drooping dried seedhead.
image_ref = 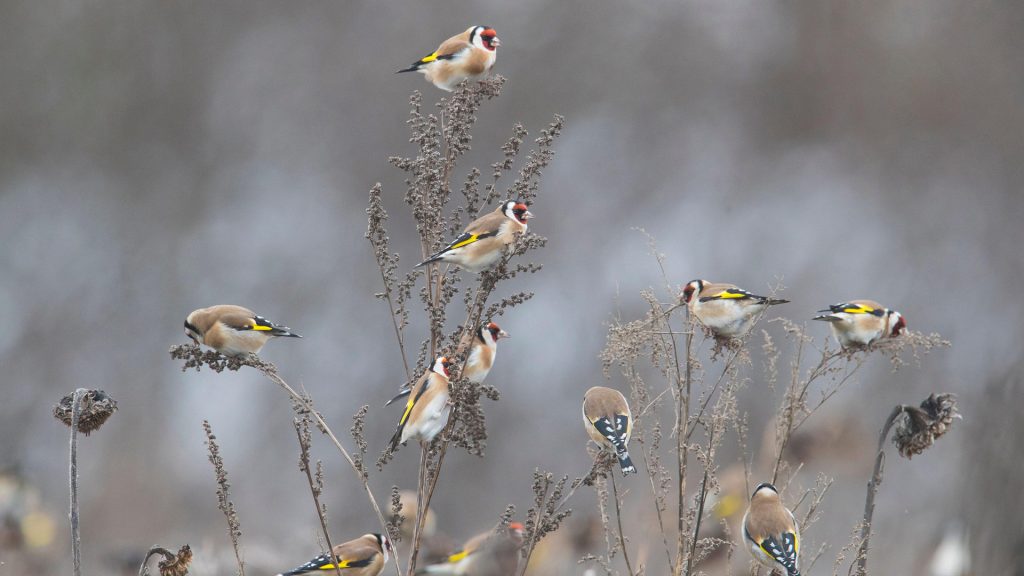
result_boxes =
[892,393,960,459]
[53,389,117,435]
[158,545,192,576]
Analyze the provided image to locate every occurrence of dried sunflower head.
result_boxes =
[892,393,960,459]
[158,544,192,576]
[53,389,117,435]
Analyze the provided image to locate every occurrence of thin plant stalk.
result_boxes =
[295,423,344,576]
[68,388,86,576]
[610,472,636,576]
[854,405,905,576]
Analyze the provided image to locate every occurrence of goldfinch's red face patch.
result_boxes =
[480,28,499,50]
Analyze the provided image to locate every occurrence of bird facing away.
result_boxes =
[417,201,532,273]
[812,300,906,348]
[416,522,525,576]
[582,386,637,475]
[276,533,391,576]
[397,25,500,91]
[680,279,789,339]
[742,483,800,576]
[388,357,453,452]
[384,322,509,407]
[184,305,301,356]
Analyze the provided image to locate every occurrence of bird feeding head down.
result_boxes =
[374,533,392,563]
[486,322,510,341]
[680,279,705,304]
[751,482,778,499]
[471,26,500,51]
[502,200,533,225]
[183,315,201,344]
[889,311,907,337]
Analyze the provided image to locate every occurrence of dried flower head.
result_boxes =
[53,389,117,435]
[892,393,960,459]
[158,544,192,576]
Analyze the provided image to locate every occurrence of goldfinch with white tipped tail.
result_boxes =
[416,522,525,576]
[276,533,391,576]
[680,279,789,338]
[184,305,301,356]
[388,357,452,452]
[417,201,531,273]
[582,387,636,476]
[812,300,906,348]
[743,483,800,576]
[384,322,508,407]
[397,26,500,91]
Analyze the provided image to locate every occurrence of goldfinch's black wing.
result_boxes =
[699,287,756,302]
[590,415,629,453]
[758,532,800,576]
[819,302,883,316]
[388,376,432,451]
[397,39,470,73]
[417,230,500,266]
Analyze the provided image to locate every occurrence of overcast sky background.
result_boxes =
[1,1,1022,574]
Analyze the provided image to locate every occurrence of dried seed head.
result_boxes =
[893,393,960,459]
[158,545,192,576]
[53,389,117,435]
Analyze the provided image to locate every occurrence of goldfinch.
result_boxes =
[582,387,636,476]
[184,305,301,356]
[388,357,452,451]
[812,300,906,348]
[742,483,800,576]
[417,201,531,273]
[680,279,789,339]
[397,26,500,91]
[416,522,525,576]
[276,533,392,576]
[384,322,508,407]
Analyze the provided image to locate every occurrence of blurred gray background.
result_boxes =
[1,1,1022,574]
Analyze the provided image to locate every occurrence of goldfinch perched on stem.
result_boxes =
[742,483,800,576]
[388,357,452,452]
[812,300,906,348]
[417,201,531,273]
[184,305,301,357]
[397,26,500,91]
[276,533,392,576]
[582,386,636,476]
[416,522,525,576]
[680,279,789,339]
[384,322,508,407]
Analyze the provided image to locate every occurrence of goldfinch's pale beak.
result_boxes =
[491,36,501,47]
[498,329,510,339]
[524,210,533,219]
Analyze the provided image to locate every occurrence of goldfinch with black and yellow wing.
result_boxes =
[276,533,392,576]
[680,279,789,338]
[388,357,452,452]
[416,522,525,576]
[417,201,531,273]
[397,26,500,91]
[384,322,508,407]
[184,305,301,357]
[742,483,800,576]
[582,386,637,476]
[813,300,906,348]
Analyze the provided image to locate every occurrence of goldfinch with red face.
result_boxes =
[397,26,500,91]
[184,305,301,357]
[742,483,800,576]
[680,280,789,339]
[417,201,531,273]
[582,387,636,476]
[384,322,508,407]
[812,300,906,348]
[388,357,452,451]
[276,533,392,576]
[416,522,525,576]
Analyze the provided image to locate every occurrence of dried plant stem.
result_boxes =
[68,388,86,576]
[674,312,693,575]
[137,547,175,576]
[260,367,403,576]
[684,450,713,576]
[610,473,636,576]
[379,263,412,383]
[407,444,431,576]
[854,405,905,576]
[295,423,343,576]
